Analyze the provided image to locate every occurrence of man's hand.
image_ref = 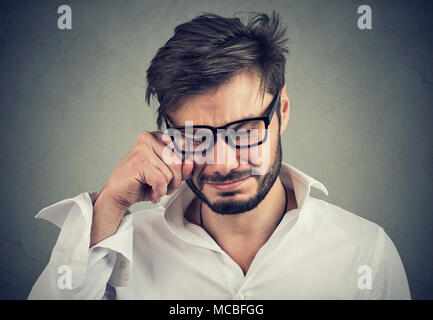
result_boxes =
[90,131,194,246]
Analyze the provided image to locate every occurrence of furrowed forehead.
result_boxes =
[166,72,273,128]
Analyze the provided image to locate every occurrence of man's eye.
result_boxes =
[184,136,205,144]
[193,141,203,146]
[194,136,206,144]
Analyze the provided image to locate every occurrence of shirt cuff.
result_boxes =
[35,192,133,289]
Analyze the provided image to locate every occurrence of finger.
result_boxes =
[181,156,194,180]
[149,130,192,184]
[144,163,169,199]
[150,139,184,194]
[150,190,161,204]
[159,149,184,194]
[147,152,174,186]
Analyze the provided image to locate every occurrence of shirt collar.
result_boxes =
[280,163,328,209]
[158,162,328,247]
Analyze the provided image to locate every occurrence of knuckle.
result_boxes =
[133,150,148,164]
[155,174,166,187]
[137,131,151,142]
[134,144,152,159]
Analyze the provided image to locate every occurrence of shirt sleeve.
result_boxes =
[27,192,133,300]
[369,228,411,300]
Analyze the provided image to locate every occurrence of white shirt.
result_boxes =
[28,163,411,299]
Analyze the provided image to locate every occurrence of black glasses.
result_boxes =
[164,90,280,155]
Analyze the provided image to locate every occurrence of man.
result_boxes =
[29,12,410,299]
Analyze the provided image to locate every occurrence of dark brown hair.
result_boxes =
[145,11,289,129]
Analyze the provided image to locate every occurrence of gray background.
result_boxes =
[1,0,432,299]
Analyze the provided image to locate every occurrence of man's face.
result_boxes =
[170,71,284,215]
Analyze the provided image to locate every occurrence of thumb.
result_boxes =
[181,158,194,180]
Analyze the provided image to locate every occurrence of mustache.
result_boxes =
[199,170,253,184]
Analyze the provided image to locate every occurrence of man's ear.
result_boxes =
[279,83,290,134]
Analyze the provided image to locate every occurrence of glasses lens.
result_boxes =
[168,127,213,153]
[226,119,266,147]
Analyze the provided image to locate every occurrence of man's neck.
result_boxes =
[184,177,298,275]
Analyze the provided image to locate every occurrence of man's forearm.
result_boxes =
[90,190,128,247]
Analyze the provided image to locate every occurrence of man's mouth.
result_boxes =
[206,176,250,191]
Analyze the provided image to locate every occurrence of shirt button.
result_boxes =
[235,292,245,300]
[120,260,126,268]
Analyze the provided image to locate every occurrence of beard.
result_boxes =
[186,135,283,215]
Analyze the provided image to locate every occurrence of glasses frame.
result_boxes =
[164,90,281,156]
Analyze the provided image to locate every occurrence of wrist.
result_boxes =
[93,187,129,221]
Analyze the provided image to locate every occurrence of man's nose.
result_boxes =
[206,132,239,176]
